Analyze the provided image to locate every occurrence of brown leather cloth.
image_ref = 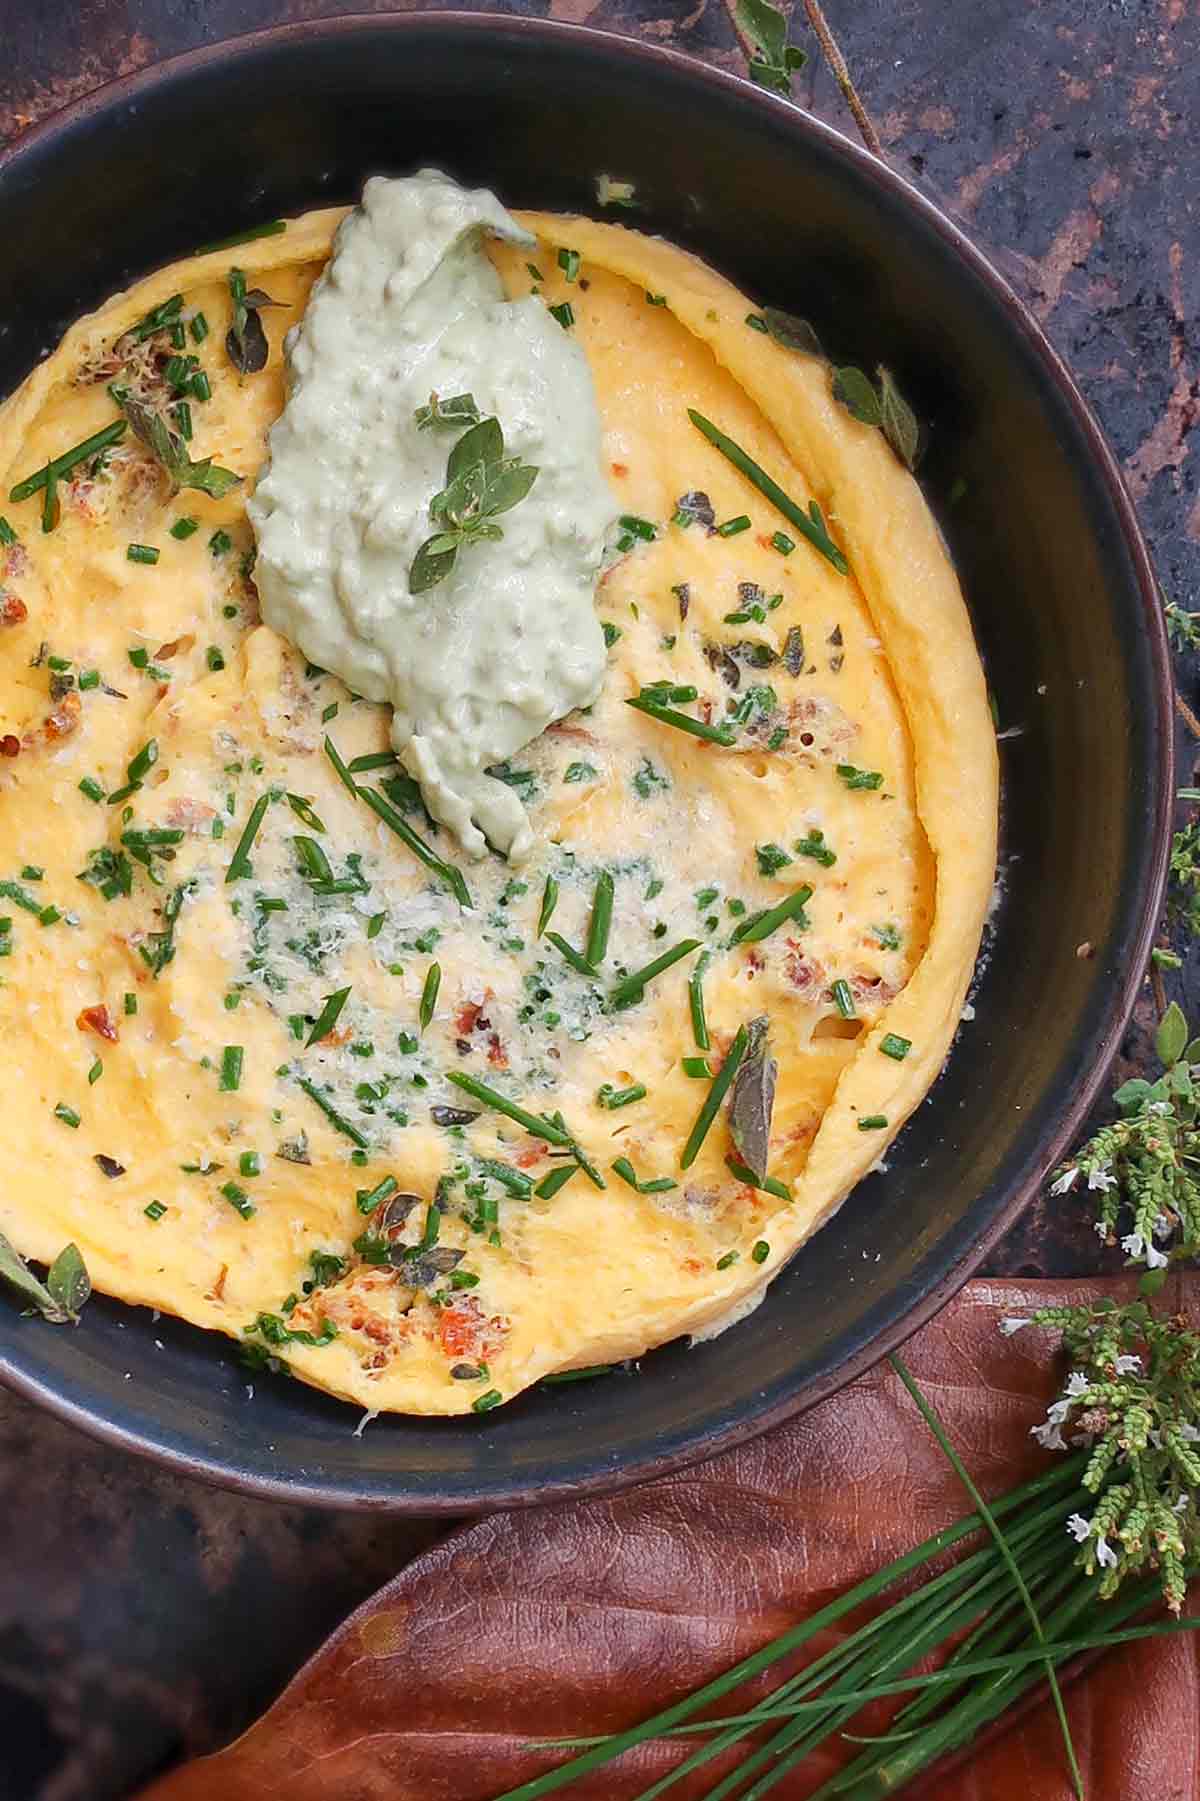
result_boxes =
[139,1277,1200,1801]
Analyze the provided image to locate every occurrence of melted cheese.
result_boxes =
[0,207,997,1414]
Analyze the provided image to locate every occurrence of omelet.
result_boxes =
[0,201,997,1414]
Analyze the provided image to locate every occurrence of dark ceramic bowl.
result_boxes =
[0,14,1172,1510]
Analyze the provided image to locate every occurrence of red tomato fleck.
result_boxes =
[610,461,629,477]
[0,594,27,625]
[77,1004,119,1043]
[0,735,19,758]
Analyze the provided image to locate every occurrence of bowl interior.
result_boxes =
[0,17,1168,1508]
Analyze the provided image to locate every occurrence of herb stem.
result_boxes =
[609,939,702,1011]
[687,410,849,575]
[355,780,472,910]
[9,419,127,501]
[731,886,813,946]
[447,1073,572,1147]
[626,695,736,746]
[296,1077,368,1148]
[680,1025,748,1169]
[585,870,615,968]
[225,792,271,883]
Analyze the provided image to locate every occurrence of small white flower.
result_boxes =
[1113,1354,1142,1375]
[1148,1100,1174,1115]
[999,1316,1031,1336]
[1121,1231,1147,1261]
[1051,1167,1080,1195]
[1174,1494,1190,1515]
[1046,1398,1072,1426]
[1093,1219,1110,1240]
[1065,1371,1090,1397]
[1066,1513,1092,1543]
[1087,1167,1117,1192]
[1031,1419,1068,1450]
[1179,1422,1200,1443]
[1094,1534,1118,1570]
[1146,1242,1169,1271]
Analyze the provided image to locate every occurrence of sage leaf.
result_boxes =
[410,537,459,594]
[1156,1002,1189,1069]
[833,365,884,427]
[226,309,269,375]
[878,366,921,470]
[762,308,825,358]
[735,0,807,94]
[47,1243,91,1320]
[0,1230,69,1322]
[447,415,504,480]
[114,391,241,499]
[728,1015,777,1182]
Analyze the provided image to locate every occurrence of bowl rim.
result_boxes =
[0,9,1175,1512]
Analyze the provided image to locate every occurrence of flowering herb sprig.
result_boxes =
[1002,1298,1200,1615]
[1049,1002,1200,1271]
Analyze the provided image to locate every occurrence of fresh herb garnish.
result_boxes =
[596,1082,647,1110]
[727,1015,777,1182]
[0,1232,89,1323]
[557,247,581,282]
[225,792,271,882]
[307,987,351,1047]
[680,1025,750,1169]
[727,1156,790,1200]
[446,1072,571,1147]
[545,932,598,979]
[225,267,281,375]
[733,0,807,94]
[111,388,240,499]
[415,392,482,432]
[689,409,849,574]
[126,542,159,565]
[419,964,441,1030]
[355,780,472,910]
[756,842,793,877]
[730,884,813,945]
[535,1164,579,1200]
[836,762,884,790]
[139,881,193,977]
[627,689,736,747]
[585,871,615,968]
[548,301,575,330]
[409,415,539,594]
[609,938,702,1012]
[832,363,921,470]
[296,1076,369,1148]
[612,1156,677,1195]
[9,419,128,533]
[537,875,559,937]
[880,1032,912,1061]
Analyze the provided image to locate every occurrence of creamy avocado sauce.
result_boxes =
[248,171,617,865]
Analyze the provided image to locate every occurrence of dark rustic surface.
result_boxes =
[1,4,1197,1796]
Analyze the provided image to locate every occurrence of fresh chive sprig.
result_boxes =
[688,409,849,575]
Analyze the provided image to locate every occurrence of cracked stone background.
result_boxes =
[1,3,1197,1796]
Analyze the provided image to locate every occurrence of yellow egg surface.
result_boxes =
[0,208,997,1414]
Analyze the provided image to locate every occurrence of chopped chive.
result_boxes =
[144,1200,167,1221]
[190,370,212,403]
[526,262,545,282]
[680,1024,749,1169]
[0,881,42,917]
[124,992,138,1015]
[626,694,736,746]
[682,1056,711,1078]
[87,1059,103,1085]
[127,739,159,784]
[220,1180,255,1219]
[321,702,339,723]
[195,219,287,254]
[596,1082,647,1110]
[285,792,326,834]
[218,1045,244,1091]
[38,905,61,927]
[21,865,43,881]
[190,312,209,343]
[307,986,351,1047]
[771,531,795,554]
[836,763,884,790]
[128,646,149,670]
[831,978,856,1019]
[322,733,357,795]
[472,1389,503,1413]
[367,912,386,940]
[858,1114,889,1129]
[54,1102,81,1129]
[130,294,183,341]
[475,1159,534,1199]
[726,1155,790,1200]
[752,1239,770,1262]
[548,301,574,329]
[239,1151,262,1177]
[545,931,598,979]
[612,1155,677,1194]
[689,958,711,1050]
[645,292,668,307]
[209,528,232,557]
[357,1175,398,1215]
[610,938,702,1010]
[9,419,127,503]
[557,247,581,282]
[225,792,270,882]
[175,399,193,440]
[537,875,559,936]
[689,409,850,574]
[126,543,159,565]
[535,1164,579,1200]
[0,517,16,545]
[296,1076,369,1147]
[880,1033,912,1061]
[446,1073,571,1146]
[585,870,615,968]
[355,779,472,909]
[77,668,100,691]
[206,646,226,672]
[346,750,400,773]
[542,1364,616,1384]
[618,514,657,542]
[745,313,769,333]
[716,1250,739,1270]
[715,514,752,538]
[730,885,813,946]
[419,963,441,1030]
[294,835,333,885]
